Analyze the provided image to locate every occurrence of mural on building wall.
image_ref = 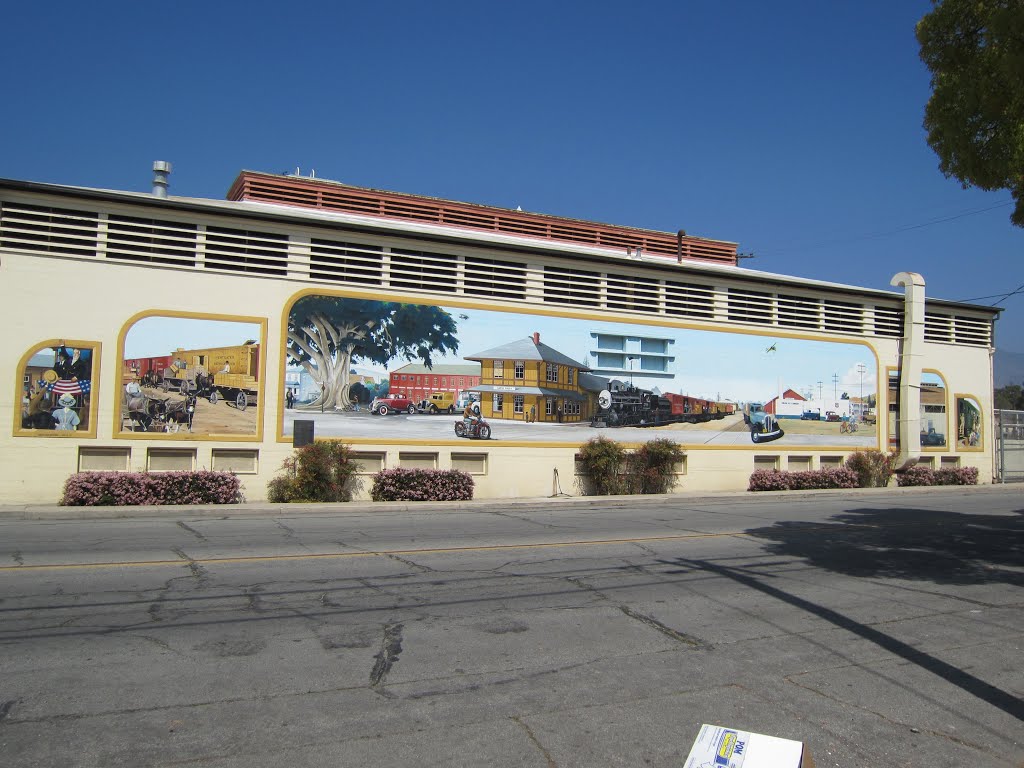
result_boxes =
[282,295,879,447]
[119,316,263,436]
[887,370,948,449]
[18,343,96,434]
[957,396,982,449]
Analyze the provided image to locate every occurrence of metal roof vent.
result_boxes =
[152,161,172,198]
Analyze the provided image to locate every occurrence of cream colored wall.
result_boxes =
[0,250,997,505]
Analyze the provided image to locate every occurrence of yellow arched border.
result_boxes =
[885,366,952,453]
[276,286,883,451]
[13,339,101,439]
[113,309,268,442]
[920,368,950,452]
[953,392,984,452]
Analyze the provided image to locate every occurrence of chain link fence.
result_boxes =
[995,410,1024,482]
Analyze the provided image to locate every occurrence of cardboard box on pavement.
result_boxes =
[683,724,814,768]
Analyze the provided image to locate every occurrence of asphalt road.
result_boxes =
[0,487,1021,767]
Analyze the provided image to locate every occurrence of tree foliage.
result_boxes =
[287,297,459,410]
[995,383,1024,409]
[917,0,1024,226]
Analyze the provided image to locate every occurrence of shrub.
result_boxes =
[267,441,360,503]
[577,436,685,495]
[632,438,686,494]
[897,465,980,487]
[61,471,243,506]
[844,450,897,488]
[577,436,630,495]
[748,467,858,492]
[370,468,474,502]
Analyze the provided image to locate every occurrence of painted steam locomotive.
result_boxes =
[593,382,735,428]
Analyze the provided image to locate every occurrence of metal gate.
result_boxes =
[995,410,1024,482]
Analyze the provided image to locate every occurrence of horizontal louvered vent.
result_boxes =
[823,300,864,334]
[925,313,954,343]
[664,281,714,319]
[204,226,288,276]
[463,255,527,299]
[925,313,992,346]
[873,306,903,338]
[544,266,600,307]
[389,248,457,292]
[0,201,98,257]
[953,315,991,346]
[777,294,821,330]
[0,196,997,348]
[107,215,197,267]
[310,239,382,285]
[606,273,659,312]
[727,288,772,325]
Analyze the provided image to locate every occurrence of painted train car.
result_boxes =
[594,383,735,427]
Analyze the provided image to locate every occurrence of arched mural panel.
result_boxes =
[15,341,100,437]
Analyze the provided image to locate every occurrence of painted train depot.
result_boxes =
[0,168,1000,503]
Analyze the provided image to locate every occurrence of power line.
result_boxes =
[957,282,1024,305]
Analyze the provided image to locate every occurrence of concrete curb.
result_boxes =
[0,483,1016,521]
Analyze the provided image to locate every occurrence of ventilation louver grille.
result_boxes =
[544,266,600,307]
[310,239,383,285]
[204,226,288,276]
[463,256,527,300]
[0,196,996,348]
[0,202,98,257]
[107,215,197,267]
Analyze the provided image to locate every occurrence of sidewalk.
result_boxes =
[0,483,1015,521]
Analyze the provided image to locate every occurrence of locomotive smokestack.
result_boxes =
[152,161,172,198]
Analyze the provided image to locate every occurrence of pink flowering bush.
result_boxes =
[897,465,979,487]
[61,471,243,506]
[748,467,858,492]
[370,468,474,502]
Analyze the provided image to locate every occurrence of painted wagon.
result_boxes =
[169,342,261,411]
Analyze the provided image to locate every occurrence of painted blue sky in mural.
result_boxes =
[436,308,876,404]
[124,317,262,359]
[285,301,877,405]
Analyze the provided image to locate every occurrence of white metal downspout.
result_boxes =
[891,272,925,469]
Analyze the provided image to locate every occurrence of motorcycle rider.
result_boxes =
[462,398,481,434]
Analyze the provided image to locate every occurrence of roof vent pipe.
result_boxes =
[676,229,687,263]
[152,161,172,198]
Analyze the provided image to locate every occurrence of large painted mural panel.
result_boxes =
[282,295,879,447]
[119,315,264,437]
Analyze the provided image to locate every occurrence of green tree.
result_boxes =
[287,297,459,411]
[917,1,1024,226]
[994,383,1024,409]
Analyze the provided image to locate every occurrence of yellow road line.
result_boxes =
[0,531,753,572]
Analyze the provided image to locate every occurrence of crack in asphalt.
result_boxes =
[369,623,404,691]
[175,522,206,540]
[618,606,703,647]
[384,553,436,573]
[510,715,558,767]
[11,551,23,566]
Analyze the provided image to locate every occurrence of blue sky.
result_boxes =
[4,2,1021,350]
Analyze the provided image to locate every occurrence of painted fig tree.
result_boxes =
[287,297,459,410]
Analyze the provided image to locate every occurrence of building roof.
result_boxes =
[464,335,590,370]
[391,363,480,376]
[227,170,739,266]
